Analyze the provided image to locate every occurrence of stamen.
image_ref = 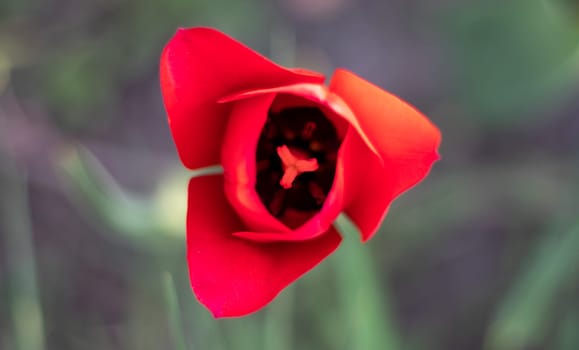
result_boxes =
[276,145,319,189]
[308,182,326,205]
[309,141,322,152]
[301,121,317,139]
[268,189,286,216]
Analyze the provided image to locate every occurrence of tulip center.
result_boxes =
[255,106,340,228]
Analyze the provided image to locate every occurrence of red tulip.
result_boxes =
[160,27,441,317]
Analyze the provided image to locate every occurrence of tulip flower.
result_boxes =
[160,27,441,317]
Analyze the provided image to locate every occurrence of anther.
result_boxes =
[268,189,286,216]
[276,145,319,189]
[308,182,326,205]
[301,121,317,139]
[309,141,322,152]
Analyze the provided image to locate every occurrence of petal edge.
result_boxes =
[329,69,441,241]
[187,175,341,317]
[160,27,326,169]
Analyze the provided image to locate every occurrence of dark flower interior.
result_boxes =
[255,100,342,229]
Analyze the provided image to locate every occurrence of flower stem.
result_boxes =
[263,285,295,350]
[0,154,46,350]
[162,271,189,350]
[334,214,401,350]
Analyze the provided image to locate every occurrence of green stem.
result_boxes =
[263,286,295,350]
[0,157,46,350]
[162,271,189,350]
[334,215,402,350]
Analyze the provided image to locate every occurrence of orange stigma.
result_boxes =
[276,145,319,189]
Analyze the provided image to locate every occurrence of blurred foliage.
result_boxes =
[2,0,267,130]
[0,153,45,350]
[445,0,579,126]
[485,218,579,350]
[1,0,579,349]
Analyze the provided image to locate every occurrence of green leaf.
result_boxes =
[484,219,579,350]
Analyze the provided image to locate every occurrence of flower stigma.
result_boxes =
[276,145,319,189]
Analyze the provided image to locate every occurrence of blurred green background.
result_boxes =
[1,0,579,349]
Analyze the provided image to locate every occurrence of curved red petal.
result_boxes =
[329,69,441,241]
[160,27,326,169]
[219,82,380,159]
[187,175,341,317]
[338,128,397,241]
[221,94,289,233]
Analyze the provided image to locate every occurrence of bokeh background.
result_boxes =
[1,0,579,349]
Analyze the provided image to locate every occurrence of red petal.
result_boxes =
[160,27,326,169]
[221,94,289,233]
[187,175,341,317]
[329,69,441,241]
[219,83,380,158]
